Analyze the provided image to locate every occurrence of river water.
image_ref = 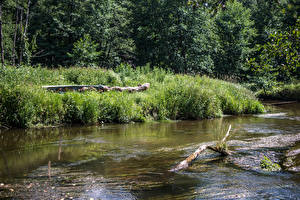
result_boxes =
[0,103,300,199]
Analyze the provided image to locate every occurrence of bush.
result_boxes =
[257,83,300,101]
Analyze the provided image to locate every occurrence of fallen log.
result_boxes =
[42,83,150,93]
[268,101,298,106]
[170,125,232,172]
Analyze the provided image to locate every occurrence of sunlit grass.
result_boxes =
[0,65,264,128]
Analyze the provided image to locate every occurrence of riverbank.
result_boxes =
[257,83,300,101]
[0,65,264,128]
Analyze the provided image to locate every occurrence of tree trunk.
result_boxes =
[0,2,4,66]
[19,8,23,65]
[22,0,31,64]
[12,8,19,66]
[24,0,30,36]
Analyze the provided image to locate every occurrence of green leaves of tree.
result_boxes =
[212,0,255,79]
[67,34,101,67]
[129,0,214,74]
[249,20,299,86]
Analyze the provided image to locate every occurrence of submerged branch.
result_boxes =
[170,125,232,172]
[169,145,207,172]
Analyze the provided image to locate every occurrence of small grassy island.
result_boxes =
[0,66,264,128]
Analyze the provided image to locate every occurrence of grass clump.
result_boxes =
[0,65,264,128]
[260,156,281,171]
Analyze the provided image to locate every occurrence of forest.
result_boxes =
[0,0,298,81]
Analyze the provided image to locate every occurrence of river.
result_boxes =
[0,103,300,199]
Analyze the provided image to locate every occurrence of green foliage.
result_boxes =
[0,85,37,128]
[68,34,101,67]
[97,92,145,123]
[1,0,298,88]
[24,0,134,67]
[260,156,281,171]
[216,142,228,153]
[257,82,300,101]
[62,92,99,124]
[248,20,300,85]
[248,0,285,46]
[212,0,255,79]
[129,0,214,73]
[0,65,264,128]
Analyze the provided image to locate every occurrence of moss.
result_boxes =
[260,156,281,171]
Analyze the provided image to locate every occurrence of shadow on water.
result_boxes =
[0,103,300,199]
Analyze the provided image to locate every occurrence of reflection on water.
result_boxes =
[0,103,300,199]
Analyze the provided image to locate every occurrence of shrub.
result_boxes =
[257,83,300,101]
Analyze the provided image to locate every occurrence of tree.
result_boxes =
[0,1,4,66]
[67,34,101,67]
[129,0,214,74]
[248,19,300,85]
[212,0,255,79]
[27,0,133,67]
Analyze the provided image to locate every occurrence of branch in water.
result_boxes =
[170,125,232,172]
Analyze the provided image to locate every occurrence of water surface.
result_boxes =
[1,103,300,199]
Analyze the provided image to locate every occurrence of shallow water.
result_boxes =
[0,103,300,199]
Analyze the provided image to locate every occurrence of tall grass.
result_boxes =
[0,65,264,128]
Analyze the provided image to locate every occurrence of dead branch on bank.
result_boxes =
[170,125,232,172]
[42,83,150,93]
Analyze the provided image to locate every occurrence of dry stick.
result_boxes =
[207,124,232,156]
[48,160,51,180]
[169,145,207,172]
[58,136,62,161]
[269,101,297,106]
[221,124,231,144]
[170,125,232,172]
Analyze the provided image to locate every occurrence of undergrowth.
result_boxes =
[256,83,300,101]
[0,65,264,128]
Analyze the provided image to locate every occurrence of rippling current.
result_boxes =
[0,103,300,199]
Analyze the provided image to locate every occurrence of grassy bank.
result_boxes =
[257,83,300,101]
[0,65,264,128]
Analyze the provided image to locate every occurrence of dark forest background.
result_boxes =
[0,0,299,87]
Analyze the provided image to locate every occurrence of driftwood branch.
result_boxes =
[42,83,150,93]
[170,125,232,172]
[221,124,231,143]
[268,101,297,106]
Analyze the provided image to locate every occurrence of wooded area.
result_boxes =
[0,0,299,89]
